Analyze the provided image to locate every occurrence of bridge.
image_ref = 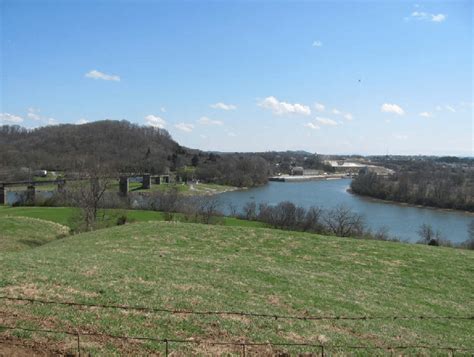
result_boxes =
[0,174,174,205]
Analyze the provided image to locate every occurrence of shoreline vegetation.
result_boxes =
[347,187,474,215]
[350,165,473,213]
[4,178,473,247]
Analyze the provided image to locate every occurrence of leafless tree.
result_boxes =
[192,196,222,224]
[323,205,366,237]
[63,165,114,231]
[242,201,257,220]
[417,223,444,246]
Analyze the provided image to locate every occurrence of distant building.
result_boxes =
[290,167,323,176]
[302,169,323,176]
[324,160,393,176]
[290,166,304,175]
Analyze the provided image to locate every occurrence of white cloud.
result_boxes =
[344,113,353,121]
[312,40,323,47]
[0,113,23,124]
[227,131,237,137]
[332,109,341,115]
[27,108,41,120]
[145,114,166,128]
[304,122,320,130]
[419,112,433,118]
[410,11,446,23]
[381,103,405,116]
[46,118,57,126]
[210,102,237,111]
[160,107,166,113]
[197,116,223,126]
[258,96,311,116]
[314,102,325,112]
[174,123,194,132]
[85,69,120,81]
[431,14,446,22]
[76,118,89,125]
[435,104,457,113]
[315,117,338,126]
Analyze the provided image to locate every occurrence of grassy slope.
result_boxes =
[0,221,473,355]
[0,216,68,252]
[0,206,265,229]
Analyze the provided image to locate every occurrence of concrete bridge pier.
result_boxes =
[26,185,36,204]
[119,176,129,196]
[142,174,151,189]
[0,186,5,205]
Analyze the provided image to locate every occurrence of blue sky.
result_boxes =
[1,0,472,155]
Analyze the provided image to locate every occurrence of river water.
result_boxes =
[218,179,473,243]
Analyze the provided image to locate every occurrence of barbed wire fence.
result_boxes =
[0,295,473,356]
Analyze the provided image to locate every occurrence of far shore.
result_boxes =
[347,188,474,216]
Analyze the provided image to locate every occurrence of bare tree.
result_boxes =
[193,196,222,224]
[63,165,114,231]
[323,205,366,237]
[461,220,474,250]
[417,223,443,246]
[469,220,474,240]
[242,201,257,220]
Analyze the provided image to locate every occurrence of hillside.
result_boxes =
[0,216,68,252]
[0,120,184,176]
[0,121,270,187]
[0,220,472,355]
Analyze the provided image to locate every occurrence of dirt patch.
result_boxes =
[220,314,251,325]
[0,335,75,356]
[3,283,99,300]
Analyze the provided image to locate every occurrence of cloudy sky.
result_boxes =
[1,0,472,155]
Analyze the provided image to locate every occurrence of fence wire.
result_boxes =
[1,323,473,356]
[1,295,473,321]
[1,295,473,355]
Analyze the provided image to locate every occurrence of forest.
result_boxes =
[351,157,474,211]
[0,120,304,187]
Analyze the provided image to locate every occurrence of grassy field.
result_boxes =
[0,206,265,229]
[0,216,472,355]
[7,181,236,196]
[0,216,68,253]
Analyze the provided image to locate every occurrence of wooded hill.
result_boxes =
[0,120,181,174]
[0,120,271,186]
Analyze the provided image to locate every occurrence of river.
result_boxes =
[218,179,473,243]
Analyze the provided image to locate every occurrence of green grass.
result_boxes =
[106,181,235,195]
[0,220,472,355]
[0,216,68,252]
[0,206,265,229]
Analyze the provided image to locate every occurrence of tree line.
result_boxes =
[351,160,474,211]
[0,121,270,187]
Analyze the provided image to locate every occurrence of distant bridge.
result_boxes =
[0,174,175,205]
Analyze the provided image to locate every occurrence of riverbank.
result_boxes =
[218,179,473,243]
[348,188,474,216]
[269,174,348,182]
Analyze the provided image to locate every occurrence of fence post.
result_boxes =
[76,331,81,357]
[164,339,169,357]
[320,344,324,357]
[241,343,246,357]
